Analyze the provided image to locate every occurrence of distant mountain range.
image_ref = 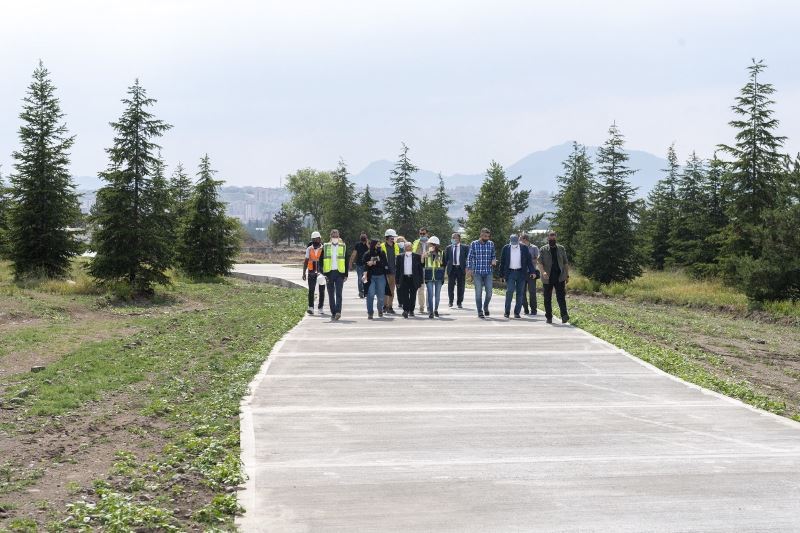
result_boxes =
[351,141,669,195]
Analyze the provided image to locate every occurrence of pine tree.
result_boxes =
[416,174,453,239]
[645,144,679,269]
[89,80,173,294]
[385,143,419,237]
[0,167,9,258]
[178,155,241,277]
[322,159,361,244]
[550,142,592,267]
[144,154,176,266]
[463,161,530,243]
[7,61,82,278]
[270,203,303,245]
[717,59,788,268]
[670,152,710,271]
[170,162,193,222]
[578,123,643,284]
[358,185,383,239]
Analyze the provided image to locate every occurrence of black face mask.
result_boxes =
[548,239,556,246]
[361,237,367,242]
[312,240,321,248]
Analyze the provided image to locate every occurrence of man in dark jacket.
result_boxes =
[538,230,570,324]
[443,232,469,308]
[499,234,535,318]
[395,241,424,318]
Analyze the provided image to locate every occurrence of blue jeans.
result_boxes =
[366,275,386,314]
[356,264,365,295]
[504,270,525,315]
[426,280,442,312]
[326,271,345,315]
[473,273,493,314]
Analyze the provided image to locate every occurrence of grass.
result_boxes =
[0,260,306,530]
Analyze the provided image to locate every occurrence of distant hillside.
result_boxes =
[351,142,668,195]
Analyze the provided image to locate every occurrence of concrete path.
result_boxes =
[234,264,800,532]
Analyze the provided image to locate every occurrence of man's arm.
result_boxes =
[348,249,358,271]
[302,247,309,280]
[466,242,475,272]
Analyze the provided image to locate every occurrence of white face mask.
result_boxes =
[405,251,412,256]
[331,238,339,244]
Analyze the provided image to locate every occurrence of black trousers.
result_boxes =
[307,272,325,308]
[397,278,417,312]
[522,276,537,314]
[447,266,466,305]
[543,280,568,320]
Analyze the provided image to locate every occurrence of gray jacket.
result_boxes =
[537,244,569,284]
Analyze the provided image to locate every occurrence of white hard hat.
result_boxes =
[428,236,440,245]
[384,228,397,237]
[311,231,321,239]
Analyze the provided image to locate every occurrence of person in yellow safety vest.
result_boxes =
[380,228,400,314]
[422,236,446,318]
[319,229,348,320]
[412,227,429,313]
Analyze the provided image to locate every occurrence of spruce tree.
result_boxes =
[170,162,193,222]
[717,59,788,271]
[670,152,710,271]
[645,144,679,269]
[463,161,530,243]
[89,80,173,294]
[551,142,592,267]
[358,185,383,238]
[578,123,643,284]
[416,175,454,239]
[385,143,419,237]
[178,155,241,277]
[0,167,8,258]
[8,61,81,278]
[145,154,176,266]
[322,159,361,244]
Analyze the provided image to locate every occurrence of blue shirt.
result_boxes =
[467,239,496,275]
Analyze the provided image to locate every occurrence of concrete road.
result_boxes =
[234,264,800,532]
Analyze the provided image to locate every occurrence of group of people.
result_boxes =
[301,226,570,324]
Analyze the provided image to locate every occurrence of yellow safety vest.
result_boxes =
[424,254,443,269]
[322,242,346,274]
[381,242,400,256]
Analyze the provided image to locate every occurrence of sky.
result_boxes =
[1,0,799,187]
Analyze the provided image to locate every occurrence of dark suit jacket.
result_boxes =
[443,243,470,274]
[499,244,534,280]
[395,253,423,289]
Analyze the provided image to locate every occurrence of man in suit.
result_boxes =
[395,241,424,318]
[444,232,469,308]
[499,234,535,318]
[538,230,570,324]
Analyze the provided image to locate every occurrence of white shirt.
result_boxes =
[510,245,522,269]
[330,243,341,264]
[453,243,460,266]
[404,252,413,274]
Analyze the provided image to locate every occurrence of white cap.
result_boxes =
[311,231,321,239]
[384,228,397,237]
[428,236,440,245]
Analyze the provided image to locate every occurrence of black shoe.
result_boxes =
[457,304,463,309]
[378,311,384,318]
[484,309,490,317]
[562,315,570,324]
[409,311,415,317]
[546,318,553,324]
[449,301,454,307]
[359,292,364,298]
[478,313,485,319]
[429,312,434,319]
[504,312,510,318]
[533,310,538,315]
[387,308,396,315]
[434,311,439,317]
[514,314,522,319]
[368,313,374,319]
[402,311,408,318]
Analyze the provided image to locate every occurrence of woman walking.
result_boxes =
[422,236,445,318]
[363,239,389,319]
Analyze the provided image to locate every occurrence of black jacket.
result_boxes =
[362,249,389,280]
[443,243,469,274]
[499,244,535,280]
[395,252,424,288]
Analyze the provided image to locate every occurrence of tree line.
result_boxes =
[550,59,798,303]
[0,62,241,296]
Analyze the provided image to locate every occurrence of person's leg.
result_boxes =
[521,276,530,314]
[374,275,386,315]
[514,272,525,315]
[529,277,537,315]
[447,270,456,305]
[434,281,442,311]
[426,281,434,313]
[307,274,316,308]
[326,274,337,315]
[556,280,568,320]
[474,273,484,314]
[457,269,466,306]
[356,265,365,297]
[543,282,554,321]
[417,284,425,312]
[504,272,516,314]
[409,283,418,313]
[334,273,344,315]
[384,274,395,310]
[318,281,325,310]
[366,276,376,314]
[483,274,493,311]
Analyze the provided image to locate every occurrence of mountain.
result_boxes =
[350,142,668,196]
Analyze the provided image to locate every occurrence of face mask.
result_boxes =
[312,240,321,248]
[405,251,412,256]
[548,239,556,246]
[451,239,456,246]
[361,237,367,242]
[331,238,339,245]
[510,236,519,246]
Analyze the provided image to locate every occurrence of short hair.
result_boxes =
[520,233,530,241]
[404,241,413,249]
[452,232,461,238]
[548,229,557,236]
[419,227,428,232]
[480,228,491,234]
[330,229,340,236]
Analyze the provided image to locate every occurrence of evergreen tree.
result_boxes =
[578,123,643,284]
[670,152,711,271]
[89,80,173,294]
[0,167,9,258]
[270,203,303,245]
[385,143,419,237]
[717,59,788,270]
[463,161,530,243]
[145,154,176,265]
[416,174,453,239]
[285,168,333,231]
[550,142,592,267]
[170,162,193,222]
[178,155,241,277]
[322,159,361,244]
[8,61,82,278]
[645,144,679,269]
[358,185,383,238]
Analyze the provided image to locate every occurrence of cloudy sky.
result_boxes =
[1,0,798,187]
